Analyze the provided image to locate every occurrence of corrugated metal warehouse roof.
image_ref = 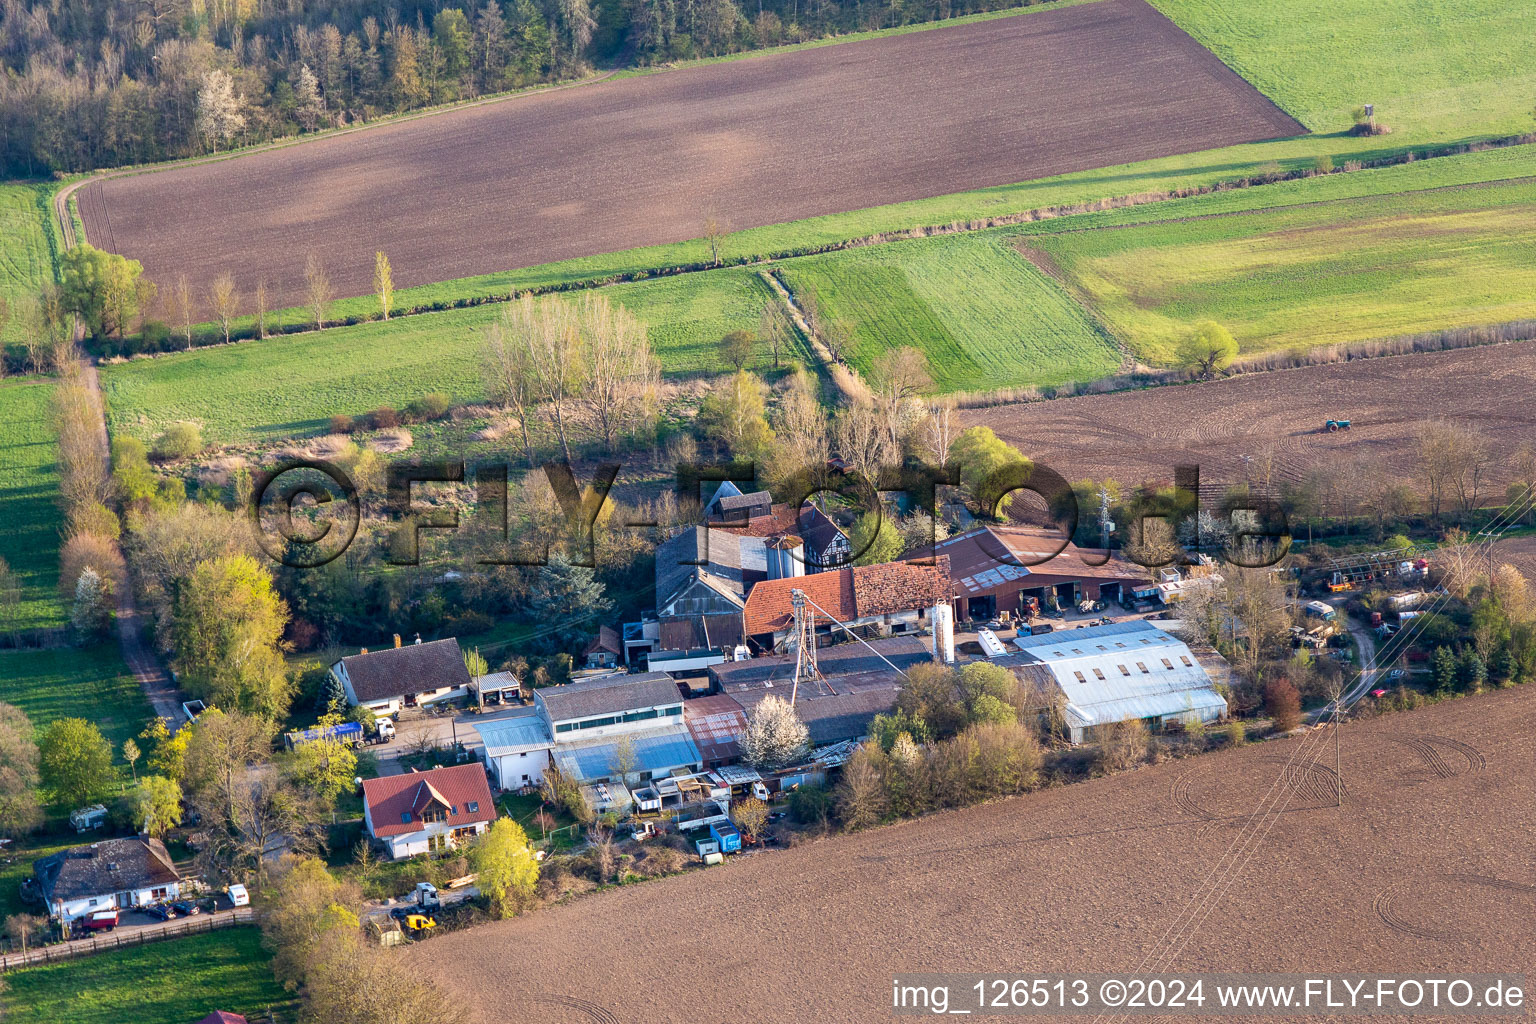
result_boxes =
[552,723,702,782]
[1011,620,1227,732]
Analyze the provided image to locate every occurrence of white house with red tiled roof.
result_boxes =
[361,764,496,860]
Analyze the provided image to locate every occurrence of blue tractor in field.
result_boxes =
[1322,419,1352,432]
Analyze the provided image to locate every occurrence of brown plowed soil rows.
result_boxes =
[407,688,1536,1023]
[1489,535,1536,578]
[82,0,1301,315]
[963,343,1536,489]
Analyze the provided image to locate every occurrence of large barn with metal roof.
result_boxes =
[1004,620,1227,743]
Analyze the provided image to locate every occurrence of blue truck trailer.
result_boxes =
[283,720,364,750]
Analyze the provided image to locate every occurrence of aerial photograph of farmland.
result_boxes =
[1,0,1534,1020]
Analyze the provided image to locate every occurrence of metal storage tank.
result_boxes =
[765,535,805,580]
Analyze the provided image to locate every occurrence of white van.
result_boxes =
[227,884,250,908]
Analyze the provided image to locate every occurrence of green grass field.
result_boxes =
[0,378,66,631]
[1026,177,1536,362]
[2,928,291,1024]
[0,184,59,345]
[0,644,153,750]
[1150,0,1536,136]
[101,265,799,446]
[776,233,1120,393]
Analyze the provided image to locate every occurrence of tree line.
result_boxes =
[0,0,1036,177]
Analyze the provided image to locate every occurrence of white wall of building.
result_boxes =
[487,747,551,790]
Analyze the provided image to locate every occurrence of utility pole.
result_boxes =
[1329,680,1346,807]
[1098,486,1115,551]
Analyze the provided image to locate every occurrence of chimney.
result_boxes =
[360,647,369,655]
[414,633,422,645]
[394,633,402,649]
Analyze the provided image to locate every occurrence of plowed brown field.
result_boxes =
[406,687,1536,1022]
[79,0,1301,314]
[962,342,1536,490]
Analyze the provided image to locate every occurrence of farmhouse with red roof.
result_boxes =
[361,764,496,860]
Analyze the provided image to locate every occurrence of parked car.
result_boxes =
[226,884,250,908]
[1386,668,1406,681]
[141,903,176,921]
[171,899,201,916]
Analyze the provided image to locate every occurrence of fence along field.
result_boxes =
[78,0,1302,318]
[1022,177,1536,363]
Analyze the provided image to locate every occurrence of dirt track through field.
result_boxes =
[80,0,1301,316]
[406,688,1536,1022]
[962,341,1536,491]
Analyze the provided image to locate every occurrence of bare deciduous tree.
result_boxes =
[253,278,268,339]
[923,400,956,468]
[1418,420,1493,518]
[483,308,541,469]
[488,294,583,462]
[574,291,660,453]
[373,250,393,321]
[759,300,790,369]
[703,211,725,266]
[208,272,239,344]
[833,400,896,487]
[304,252,333,331]
[175,275,193,350]
[870,345,932,449]
[766,367,829,490]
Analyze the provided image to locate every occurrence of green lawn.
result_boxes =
[0,645,154,750]
[0,378,65,631]
[101,265,801,446]
[1026,177,1536,363]
[2,928,292,1024]
[776,233,1121,393]
[0,184,58,345]
[0,834,75,920]
[1150,0,1536,136]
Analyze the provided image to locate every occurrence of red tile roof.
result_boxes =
[850,556,951,616]
[362,764,495,838]
[741,569,857,636]
[740,558,951,636]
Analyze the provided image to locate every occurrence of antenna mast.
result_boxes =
[789,588,822,704]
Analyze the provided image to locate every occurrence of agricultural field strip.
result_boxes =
[88,132,1536,349]
[97,154,1536,443]
[774,233,1122,393]
[0,379,67,630]
[80,0,1302,318]
[1148,0,1536,134]
[0,184,61,344]
[1022,176,1536,359]
[98,268,792,446]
